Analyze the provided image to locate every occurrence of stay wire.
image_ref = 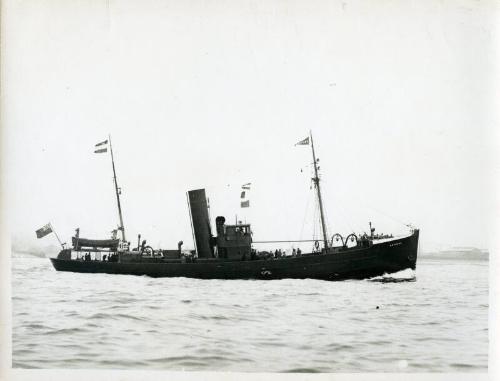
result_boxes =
[349,190,410,227]
[299,185,312,242]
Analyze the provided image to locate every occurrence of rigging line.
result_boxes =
[325,203,340,237]
[319,179,356,236]
[299,186,312,242]
[352,193,410,227]
[316,172,328,231]
[321,194,332,237]
[312,191,319,251]
[326,181,409,227]
[322,186,347,238]
[310,167,318,242]
[253,239,326,243]
[333,197,364,233]
[322,175,406,231]
[318,177,343,231]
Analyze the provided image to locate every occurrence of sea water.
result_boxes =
[11,255,488,372]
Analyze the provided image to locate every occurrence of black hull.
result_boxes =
[50,231,419,281]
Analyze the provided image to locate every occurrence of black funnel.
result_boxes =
[187,189,213,258]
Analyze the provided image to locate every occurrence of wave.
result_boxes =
[149,355,232,363]
[23,323,54,330]
[282,367,324,373]
[44,327,88,335]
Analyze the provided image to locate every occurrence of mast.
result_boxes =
[108,135,126,242]
[310,131,329,251]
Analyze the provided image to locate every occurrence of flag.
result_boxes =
[241,183,251,207]
[36,223,53,239]
[95,139,108,153]
[295,137,309,146]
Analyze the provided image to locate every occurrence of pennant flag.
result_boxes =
[94,139,108,153]
[242,183,251,190]
[295,137,309,146]
[36,223,53,239]
[241,200,250,208]
[240,191,246,199]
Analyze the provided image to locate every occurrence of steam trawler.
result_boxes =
[50,134,419,280]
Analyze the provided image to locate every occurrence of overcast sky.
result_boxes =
[2,0,498,253]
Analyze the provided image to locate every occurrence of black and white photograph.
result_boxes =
[1,0,498,380]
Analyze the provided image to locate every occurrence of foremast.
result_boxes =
[309,131,329,251]
[108,135,126,242]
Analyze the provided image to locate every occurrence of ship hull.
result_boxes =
[50,230,419,280]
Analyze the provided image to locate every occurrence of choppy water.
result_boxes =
[11,255,488,372]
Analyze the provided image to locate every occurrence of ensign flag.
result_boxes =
[36,223,53,239]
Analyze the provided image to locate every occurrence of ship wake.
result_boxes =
[367,268,416,283]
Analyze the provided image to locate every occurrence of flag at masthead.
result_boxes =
[295,137,309,146]
[94,140,108,153]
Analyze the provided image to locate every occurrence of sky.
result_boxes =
[2,0,498,253]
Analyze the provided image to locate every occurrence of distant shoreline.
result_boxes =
[11,251,47,258]
[419,251,488,261]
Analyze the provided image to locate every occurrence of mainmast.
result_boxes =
[108,135,126,242]
[310,131,329,251]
